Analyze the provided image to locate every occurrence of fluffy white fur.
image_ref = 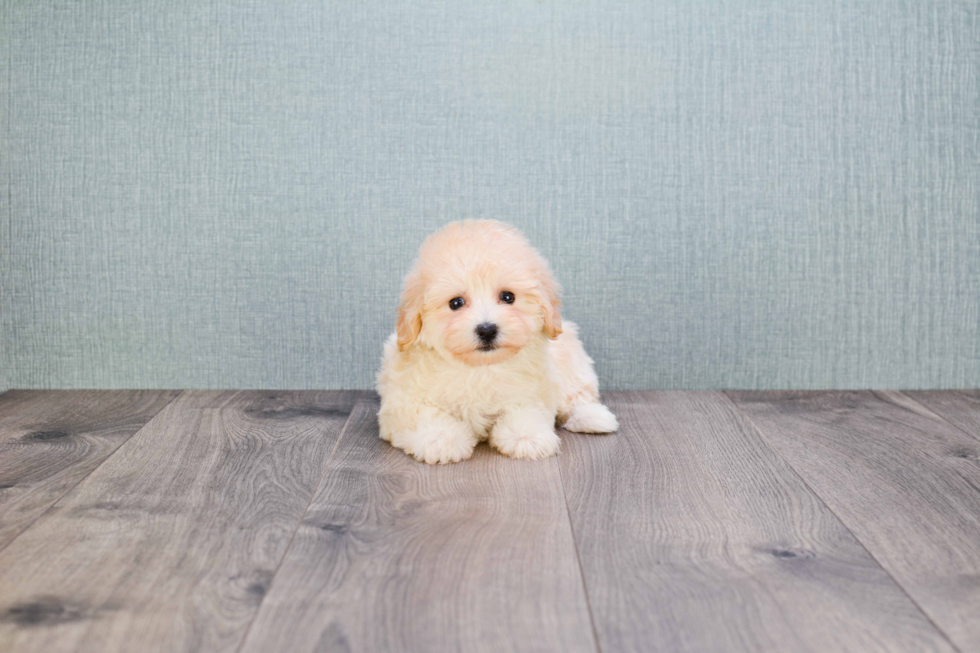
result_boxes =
[377,220,617,464]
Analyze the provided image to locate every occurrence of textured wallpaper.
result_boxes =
[1,0,978,390]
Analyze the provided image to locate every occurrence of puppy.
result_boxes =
[376,220,617,464]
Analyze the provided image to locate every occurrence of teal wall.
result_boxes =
[2,1,978,390]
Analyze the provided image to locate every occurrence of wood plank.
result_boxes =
[239,394,597,653]
[560,391,955,653]
[905,390,980,439]
[728,390,980,653]
[0,390,180,550]
[0,390,359,653]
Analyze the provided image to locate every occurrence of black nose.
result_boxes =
[475,322,498,343]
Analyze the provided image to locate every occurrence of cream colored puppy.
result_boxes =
[377,220,618,464]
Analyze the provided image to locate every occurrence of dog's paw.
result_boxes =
[496,430,560,460]
[491,409,560,460]
[563,403,618,434]
[390,421,477,465]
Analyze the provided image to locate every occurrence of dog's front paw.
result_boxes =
[390,419,477,465]
[491,408,560,460]
[563,403,618,434]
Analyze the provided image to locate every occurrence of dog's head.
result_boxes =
[396,220,562,366]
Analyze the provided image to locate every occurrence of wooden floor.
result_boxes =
[0,391,978,653]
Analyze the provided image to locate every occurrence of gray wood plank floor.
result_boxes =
[0,389,977,653]
[905,390,980,439]
[239,394,595,653]
[0,391,180,551]
[728,391,980,653]
[559,392,955,653]
[0,391,357,653]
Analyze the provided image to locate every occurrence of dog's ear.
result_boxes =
[539,269,563,339]
[396,270,425,351]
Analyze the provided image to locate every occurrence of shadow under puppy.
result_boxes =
[377,220,617,464]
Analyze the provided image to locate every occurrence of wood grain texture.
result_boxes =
[560,391,956,653]
[905,390,980,439]
[0,390,359,653]
[728,390,980,653]
[239,394,597,653]
[0,390,180,550]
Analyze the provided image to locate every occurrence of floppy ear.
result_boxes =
[396,270,425,351]
[539,269,563,339]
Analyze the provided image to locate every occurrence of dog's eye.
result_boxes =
[499,291,515,304]
[449,297,465,311]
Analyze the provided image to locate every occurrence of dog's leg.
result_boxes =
[490,405,561,460]
[547,321,619,434]
[385,406,478,465]
[562,402,619,434]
